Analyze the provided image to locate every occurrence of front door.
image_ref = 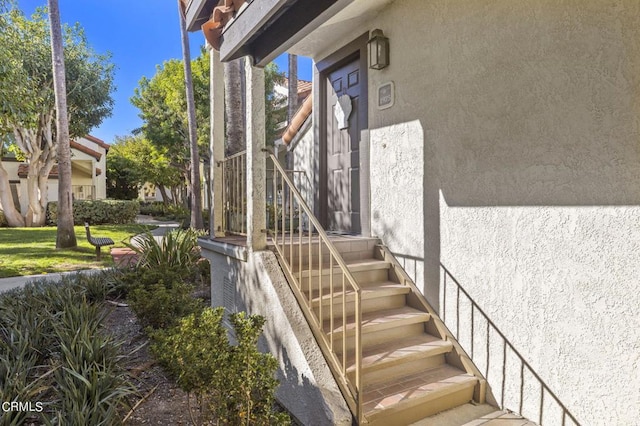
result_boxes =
[325,58,362,234]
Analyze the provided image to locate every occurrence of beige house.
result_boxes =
[0,135,109,215]
[186,1,639,425]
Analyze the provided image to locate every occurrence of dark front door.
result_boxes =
[325,58,362,234]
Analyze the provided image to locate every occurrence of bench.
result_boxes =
[84,222,114,260]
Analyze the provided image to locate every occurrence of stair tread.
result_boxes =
[363,365,477,416]
[325,306,430,336]
[310,281,409,305]
[345,333,453,372]
[295,258,390,275]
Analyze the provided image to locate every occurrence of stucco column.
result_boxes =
[210,47,225,238]
[245,58,266,250]
[91,161,97,199]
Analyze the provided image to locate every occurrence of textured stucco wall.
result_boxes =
[199,245,352,425]
[368,0,640,424]
[290,122,316,213]
[303,0,640,424]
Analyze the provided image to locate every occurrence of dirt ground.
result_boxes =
[104,304,198,425]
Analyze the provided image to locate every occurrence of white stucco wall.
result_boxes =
[199,243,352,425]
[290,121,316,212]
[301,0,640,424]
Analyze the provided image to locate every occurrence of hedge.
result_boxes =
[47,200,139,225]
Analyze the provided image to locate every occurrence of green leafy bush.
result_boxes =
[139,201,166,217]
[128,279,203,330]
[151,309,289,425]
[52,301,133,425]
[128,228,202,273]
[47,199,140,225]
[0,209,7,227]
[0,277,133,424]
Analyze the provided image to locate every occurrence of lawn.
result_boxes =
[0,224,155,278]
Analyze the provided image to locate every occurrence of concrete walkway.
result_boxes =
[0,216,181,294]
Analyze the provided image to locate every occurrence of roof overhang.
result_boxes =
[189,0,392,66]
[219,0,354,66]
[185,0,219,32]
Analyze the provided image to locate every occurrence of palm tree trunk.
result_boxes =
[224,58,245,155]
[48,0,77,247]
[177,0,204,230]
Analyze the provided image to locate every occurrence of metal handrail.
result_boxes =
[266,151,363,423]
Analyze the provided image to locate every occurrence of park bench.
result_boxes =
[84,222,114,260]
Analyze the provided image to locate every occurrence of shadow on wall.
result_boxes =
[440,265,581,426]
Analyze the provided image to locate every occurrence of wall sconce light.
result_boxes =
[368,29,389,70]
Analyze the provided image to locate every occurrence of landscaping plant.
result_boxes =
[127,228,202,273]
[0,276,134,424]
[151,308,290,426]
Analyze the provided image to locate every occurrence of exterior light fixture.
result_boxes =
[368,29,389,70]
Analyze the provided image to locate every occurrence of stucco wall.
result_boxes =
[290,122,316,213]
[371,0,640,424]
[305,0,640,424]
[200,244,352,425]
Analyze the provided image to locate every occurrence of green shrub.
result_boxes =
[47,199,139,225]
[109,266,188,297]
[0,209,7,227]
[52,301,133,425]
[139,201,166,217]
[151,309,289,425]
[128,279,203,330]
[128,228,202,273]
[0,277,133,425]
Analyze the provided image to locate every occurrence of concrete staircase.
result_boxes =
[282,236,491,425]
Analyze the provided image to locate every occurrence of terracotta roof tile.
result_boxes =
[18,164,59,179]
[283,94,313,145]
[70,140,102,160]
[83,134,110,150]
[202,0,246,50]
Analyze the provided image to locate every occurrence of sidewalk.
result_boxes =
[0,216,181,294]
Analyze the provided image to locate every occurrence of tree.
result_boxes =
[48,0,76,248]
[224,58,245,155]
[177,0,203,230]
[131,52,210,208]
[264,63,286,146]
[106,134,182,202]
[0,7,114,227]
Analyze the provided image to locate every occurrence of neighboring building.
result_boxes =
[0,135,109,214]
[186,1,639,425]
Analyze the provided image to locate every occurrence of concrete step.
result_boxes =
[295,258,391,289]
[309,281,410,319]
[326,306,430,345]
[271,236,378,263]
[345,333,454,376]
[363,365,478,426]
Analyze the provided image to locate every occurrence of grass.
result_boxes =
[0,224,155,278]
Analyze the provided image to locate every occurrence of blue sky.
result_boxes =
[16,0,312,144]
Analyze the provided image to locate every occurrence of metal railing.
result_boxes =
[72,185,95,200]
[266,151,364,423]
[219,151,246,235]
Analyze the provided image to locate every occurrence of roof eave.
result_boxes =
[219,0,352,66]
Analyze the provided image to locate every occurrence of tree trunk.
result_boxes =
[0,162,26,227]
[157,184,170,205]
[177,0,204,230]
[224,58,245,156]
[287,54,299,124]
[48,0,77,246]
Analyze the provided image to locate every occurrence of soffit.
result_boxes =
[288,0,394,59]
